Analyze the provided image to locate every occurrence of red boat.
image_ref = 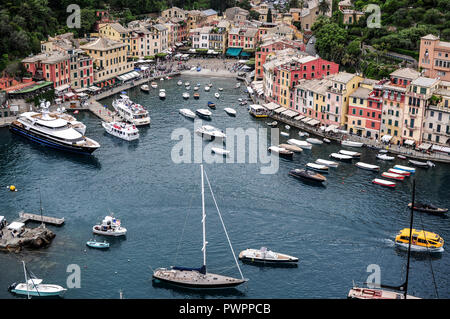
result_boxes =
[388,168,411,176]
[381,172,405,181]
[372,178,396,188]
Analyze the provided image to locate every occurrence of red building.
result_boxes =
[22,51,71,89]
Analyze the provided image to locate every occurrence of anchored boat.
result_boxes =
[179,109,196,119]
[279,144,302,153]
[306,138,323,145]
[330,153,352,162]
[339,150,361,158]
[377,154,395,161]
[224,108,236,116]
[140,84,150,93]
[355,162,380,171]
[381,172,405,181]
[393,165,415,174]
[207,101,216,109]
[86,240,110,249]
[289,169,326,183]
[407,202,448,215]
[287,139,312,150]
[195,109,212,120]
[211,147,230,156]
[159,89,166,99]
[341,140,364,148]
[268,146,294,159]
[408,160,429,168]
[195,125,226,140]
[102,121,139,141]
[372,178,396,187]
[388,168,411,176]
[315,159,338,168]
[306,163,329,173]
[93,215,127,237]
[239,247,298,264]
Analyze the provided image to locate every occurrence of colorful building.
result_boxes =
[22,51,71,88]
[419,34,450,82]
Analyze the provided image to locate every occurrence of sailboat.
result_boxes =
[152,165,247,289]
[347,180,421,299]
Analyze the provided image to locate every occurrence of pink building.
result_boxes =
[22,51,71,88]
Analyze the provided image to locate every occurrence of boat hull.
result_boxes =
[152,270,246,289]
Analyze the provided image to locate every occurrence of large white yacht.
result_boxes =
[51,107,86,135]
[102,121,139,141]
[112,94,150,126]
[9,102,100,155]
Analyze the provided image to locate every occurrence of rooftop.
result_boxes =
[411,77,440,88]
[390,68,420,80]
[350,87,371,99]
[80,37,126,51]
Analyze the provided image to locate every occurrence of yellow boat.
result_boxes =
[249,105,268,118]
[395,228,444,253]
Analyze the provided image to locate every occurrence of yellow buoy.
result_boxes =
[9,185,16,192]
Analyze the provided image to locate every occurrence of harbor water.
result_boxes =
[0,75,449,298]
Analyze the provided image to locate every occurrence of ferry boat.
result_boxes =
[315,159,338,168]
[195,125,226,140]
[102,121,139,141]
[393,165,415,174]
[248,105,268,118]
[93,215,127,237]
[372,178,396,187]
[10,106,100,155]
[239,247,298,264]
[287,139,312,150]
[395,228,444,253]
[179,109,196,119]
[355,162,380,171]
[341,140,364,148]
[112,95,150,126]
[159,89,166,99]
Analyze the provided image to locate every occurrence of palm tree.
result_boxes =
[318,0,330,15]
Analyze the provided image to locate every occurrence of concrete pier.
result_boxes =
[18,211,65,226]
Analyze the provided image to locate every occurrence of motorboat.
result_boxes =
[239,247,298,264]
[10,102,100,155]
[377,154,395,161]
[341,140,364,148]
[102,121,139,141]
[205,86,210,92]
[355,162,380,171]
[279,144,302,153]
[160,77,164,81]
[194,86,199,91]
[248,105,267,118]
[159,89,166,99]
[408,160,429,168]
[407,203,448,215]
[195,109,212,120]
[218,88,223,91]
[214,92,220,99]
[195,125,226,140]
[339,150,361,157]
[381,172,405,181]
[207,101,216,109]
[238,98,243,102]
[208,82,213,87]
[211,147,230,156]
[240,101,248,106]
[285,125,290,130]
[267,121,278,127]
[395,228,444,253]
[287,139,312,150]
[179,109,196,119]
[393,165,415,174]
[151,82,158,89]
[306,138,323,145]
[185,86,191,90]
[388,168,411,176]
[140,84,150,93]
[268,146,294,159]
[86,240,110,249]
[177,80,183,86]
[112,95,150,126]
[298,131,307,137]
[397,155,407,159]
[330,153,352,162]
[306,162,329,173]
[182,92,190,99]
[280,132,289,137]
[184,82,190,86]
[193,92,200,99]
[224,108,236,116]
[315,159,338,168]
[289,169,326,183]
[8,261,67,297]
[372,178,396,188]
[93,215,127,237]
[323,138,331,144]
[379,149,388,153]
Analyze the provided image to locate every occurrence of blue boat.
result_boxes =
[86,241,110,249]
[197,67,201,72]
[207,101,216,109]
[393,165,416,174]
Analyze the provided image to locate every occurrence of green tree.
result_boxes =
[267,8,273,23]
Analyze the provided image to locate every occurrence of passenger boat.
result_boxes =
[355,162,380,171]
[112,95,151,126]
[248,105,268,118]
[177,80,183,86]
[268,146,294,159]
[179,108,196,119]
[315,159,339,168]
[195,125,226,140]
[102,121,139,141]
[408,160,429,168]
[279,144,302,153]
[224,108,236,116]
[151,82,158,89]
[323,138,331,144]
[330,153,352,162]
[287,139,312,150]
[10,104,100,155]
[306,163,329,173]
[214,92,220,99]
[86,240,110,249]
[159,89,166,99]
[306,138,323,145]
[153,165,248,289]
[267,121,278,127]
[140,84,150,92]
[93,215,127,237]
[182,92,190,99]
[195,109,212,120]
[8,261,67,298]
[289,169,326,183]
[193,92,200,99]
[239,247,298,264]
[381,172,405,181]
[211,147,230,156]
[393,165,415,174]
[377,154,395,161]
[339,150,361,157]
[395,228,444,253]
[207,101,216,109]
[407,202,448,215]
[397,155,407,159]
[388,168,411,176]
[372,178,396,187]
[341,140,364,147]
[204,86,210,92]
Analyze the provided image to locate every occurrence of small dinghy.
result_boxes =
[211,147,230,156]
[407,202,448,214]
[193,86,199,91]
[298,131,309,137]
[330,153,353,162]
[279,144,302,153]
[285,125,290,130]
[289,169,326,183]
[323,138,331,144]
[268,146,294,159]
[185,86,191,90]
[86,240,110,249]
[372,178,396,188]
[315,159,338,168]
[382,172,405,181]
[218,88,223,91]
[287,139,312,150]
[224,108,236,116]
[177,80,183,86]
[393,165,415,174]
[306,138,323,145]
[140,84,150,93]
[339,150,361,157]
[205,86,210,92]
[195,109,212,120]
[182,92,190,99]
[235,83,241,88]
[179,108,196,119]
[159,89,166,99]
[239,247,298,264]
[280,132,289,137]
[408,160,429,168]
[388,168,411,176]
[306,162,329,173]
[184,82,190,86]
[193,92,200,99]
[214,92,220,99]
[267,121,278,127]
[356,162,380,171]
[377,154,395,161]
[341,140,364,148]
[207,101,216,109]
[397,155,407,159]
[151,82,158,89]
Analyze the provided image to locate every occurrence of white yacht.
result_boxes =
[10,102,100,155]
[195,125,226,140]
[159,89,166,99]
[239,247,298,264]
[51,107,86,135]
[112,95,150,126]
[179,109,196,119]
[287,139,312,150]
[93,215,127,237]
[102,121,139,141]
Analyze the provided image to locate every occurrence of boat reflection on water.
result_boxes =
[240,259,298,269]
[151,280,247,297]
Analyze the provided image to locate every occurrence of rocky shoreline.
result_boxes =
[0,225,55,252]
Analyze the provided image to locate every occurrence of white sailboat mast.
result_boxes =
[22,261,30,299]
[201,165,207,268]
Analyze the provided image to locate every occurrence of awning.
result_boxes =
[65,92,75,98]
[381,135,393,142]
[240,51,251,57]
[308,119,321,126]
[226,48,242,57]
[55,84,70,92]
[207,49,215,54]
[431,145,450,153]
[140,66,149,71]
[273,107,287,114]
[74,88,89,93]
[325,124,338,132]
[263,102,280,111]
[418,143,432,150]
[117,71,140,81]
[301,117,312,123]
[7,222,24,231]
[404,139,415,146]
[294,115,305,121]
[238,60,249,64]
[282,109,299,118]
